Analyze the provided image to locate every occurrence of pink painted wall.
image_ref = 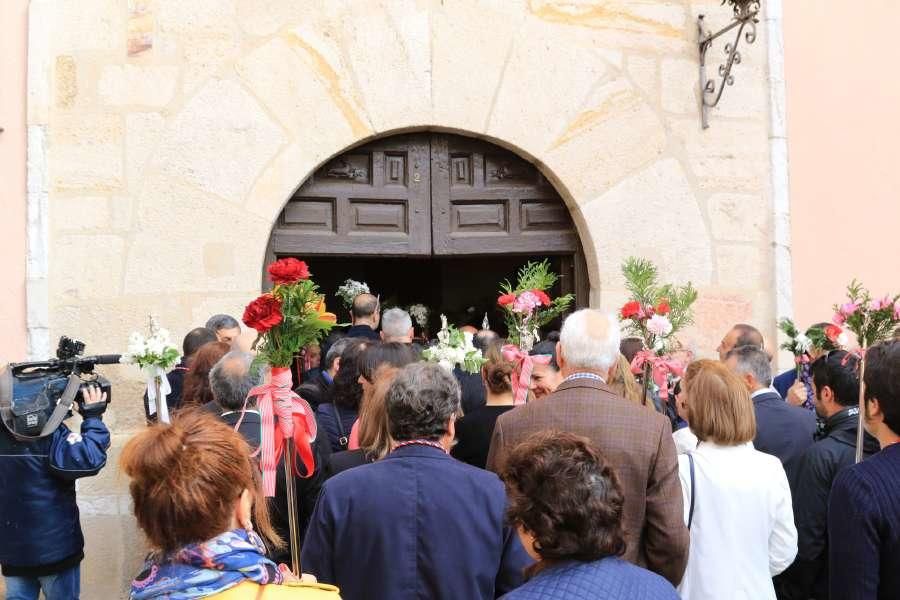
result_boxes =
[0,0,28,362]
[784,1,900,328]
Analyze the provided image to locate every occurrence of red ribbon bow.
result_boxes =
[501,344,551,405]
[236,367,317,497]
[630,350,685,398]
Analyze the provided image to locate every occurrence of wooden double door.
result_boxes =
[269,133,588,303]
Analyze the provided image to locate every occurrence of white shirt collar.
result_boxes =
[750,387,778,399]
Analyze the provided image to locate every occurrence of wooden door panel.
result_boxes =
[431,133,579,255]
[271,134,430,255]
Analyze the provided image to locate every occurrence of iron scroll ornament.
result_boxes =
[698,0,761,129]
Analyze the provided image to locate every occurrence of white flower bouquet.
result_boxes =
[422,315,486,374]
[121,316,181,422]
[335,279,370,309]
[408,304,430,328]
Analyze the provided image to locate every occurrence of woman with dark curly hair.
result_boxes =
[316,338,371,452]
[500,431,679,600]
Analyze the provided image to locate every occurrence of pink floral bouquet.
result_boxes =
[497,260,573,351]
[618,257,697,406]
[827,280,899,463]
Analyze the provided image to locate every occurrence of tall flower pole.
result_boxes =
[619,257,697,412]
[496,260,574,404]
[829,282,900,464]
[242,258,336,575]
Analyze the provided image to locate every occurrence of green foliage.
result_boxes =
[498,260,574,349]
[500,259,560,295]
[620,257,697,352]
[834,280,900,348]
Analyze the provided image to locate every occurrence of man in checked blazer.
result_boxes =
[485,309,690,587]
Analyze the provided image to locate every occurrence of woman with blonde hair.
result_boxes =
[122,410,340,599]
[607,353,644,407]
[676,359,797,600]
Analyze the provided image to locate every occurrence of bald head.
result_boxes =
[717,323,764,360]
[558,309,621,376]
[352,293,380,326]
[209,351,261,410]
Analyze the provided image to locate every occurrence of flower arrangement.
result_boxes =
[408,303,430,328]
[335,279,370,310]
[121,316,181,423]
[422,315,486,374]
[619,257,697,407]
[777,319,840,411]
[244,258,337,368]
[828,280,900,463]
[497,260,574,351]
[830,281,900,348]
[619,257,697,355]
[241,258,337,573]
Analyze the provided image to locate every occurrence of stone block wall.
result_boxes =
[22,0,779,595]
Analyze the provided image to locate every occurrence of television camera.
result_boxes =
[1,336,121,440]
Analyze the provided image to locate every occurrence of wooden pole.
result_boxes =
[855,353,867,464]
[641,362,652,407]
[283,439,301,575]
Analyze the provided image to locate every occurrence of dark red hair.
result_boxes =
[181,341,230,407]
[120,409,282,553]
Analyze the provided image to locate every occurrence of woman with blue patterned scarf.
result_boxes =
[121,409,340,600]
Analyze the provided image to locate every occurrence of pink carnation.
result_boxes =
[513,291,541,315]
[833,311,846,326]
[840,301,860,317]
[870,296,893,311]
[895,300,900,320]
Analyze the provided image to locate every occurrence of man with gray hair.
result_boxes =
[205,314,241,344]
[485,309,689,587]
[206,351,263,444]
[302,362,529,600]
[380,307,414,343]
[725,344,815,487]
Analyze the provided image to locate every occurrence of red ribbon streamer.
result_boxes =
[501,344,551,405]
[235,366,317,497]
[630,350,685,398]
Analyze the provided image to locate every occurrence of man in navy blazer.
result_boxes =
[301,362,530,600]
[726,345,816,488]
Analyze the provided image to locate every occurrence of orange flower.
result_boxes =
[313,297,337,324]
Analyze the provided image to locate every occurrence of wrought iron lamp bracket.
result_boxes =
[698,1,760,129]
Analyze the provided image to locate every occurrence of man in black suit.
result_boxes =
[725,344,816,488]
[296,337,352,411]
[345,293,381,341]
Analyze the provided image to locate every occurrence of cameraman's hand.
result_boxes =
[78,385,108,419]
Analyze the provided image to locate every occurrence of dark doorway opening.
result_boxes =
[303,254,569,339]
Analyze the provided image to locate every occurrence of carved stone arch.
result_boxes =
[263,130,592,307]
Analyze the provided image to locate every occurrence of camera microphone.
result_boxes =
[82,354,123,365]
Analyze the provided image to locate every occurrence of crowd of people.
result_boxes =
[3,290,900,600]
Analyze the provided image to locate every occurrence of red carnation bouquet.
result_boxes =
[619,257,697,407]
[497,260,573,351]
[240,258,336,574]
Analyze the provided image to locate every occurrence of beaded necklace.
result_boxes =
[393,439,448,454]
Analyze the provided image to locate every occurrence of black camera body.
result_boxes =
[1,337,120,439]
